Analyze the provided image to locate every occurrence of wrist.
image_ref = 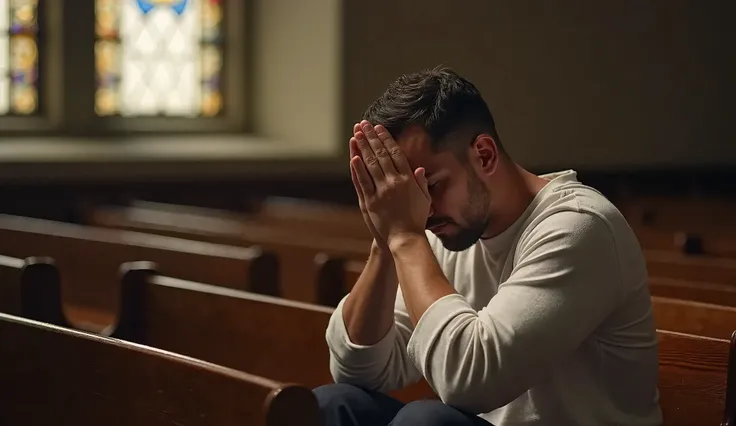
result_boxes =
[387,231,427,254]
[370,240,393,260]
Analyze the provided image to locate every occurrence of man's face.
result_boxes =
[397,126,492,251]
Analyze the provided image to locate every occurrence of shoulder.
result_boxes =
[516,183,625,263]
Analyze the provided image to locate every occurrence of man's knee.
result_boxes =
[313,383,405,426]
[313,383,372,410]
[391,400,487,426]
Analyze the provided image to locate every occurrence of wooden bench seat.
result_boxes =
[0,214,279,325]
[0,312,321,426]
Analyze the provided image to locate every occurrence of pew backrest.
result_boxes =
[0,312,321,426]
[657,329,734,426]
[652,296,736,339]
[108,262,436,402]
[0,255,65,325]
[646,250,736,286]
[0,214,279,313]
[88,204,370,304]
[649,276,736,308]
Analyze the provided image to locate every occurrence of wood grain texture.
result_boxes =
[111,263,437,403]
[657,330,732,426]
[0,312,321,426]
[0,214,279,319]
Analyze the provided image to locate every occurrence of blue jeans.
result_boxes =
[313,383,494,426]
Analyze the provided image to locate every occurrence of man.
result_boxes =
[314,67,662,425]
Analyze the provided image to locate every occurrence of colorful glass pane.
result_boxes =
[0,0,39,115]
[95,0,224,117]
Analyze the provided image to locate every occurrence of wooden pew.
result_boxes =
[618,196,736,234]
[652,296,736,339]
[0,214,279,326]
[86,203,370,305]
[330,258,736,339]
[0,255,66,325]
[620,196,736,258]
[633,225,736,258]
[94,198,371,241]
[248,196,369,239]
[332,254,736,314]
[20,260,734,422]
[657,329,735,425]
[646,250,736,287]
[101,262,436,402]
[89,201,736,307]
[0,312,321,426]
[649,276,736,307]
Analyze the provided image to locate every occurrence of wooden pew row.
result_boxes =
[649,277,736,308]
[13,260,435,404]
[618,196,736,234]
[2,257,734,423]
[0,214,279,327]
[345,256,736,311]
[255,196,736,260]
[114,197,736,260]
[86,203,370,305]
[101,198,372,242]
[0,312,321,426]
[88,202,736,304]
[633,225,736,258]
[99,197,736,265]
[328,257,736,339]
[645,250,736,286]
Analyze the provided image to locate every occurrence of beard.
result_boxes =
[427,170,491,252]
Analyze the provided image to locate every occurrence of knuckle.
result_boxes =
[375,148,390,158]
[389,147,403,158]
[364,155,379,166]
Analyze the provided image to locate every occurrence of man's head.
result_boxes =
[362,66,504,251]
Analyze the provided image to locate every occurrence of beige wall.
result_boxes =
[251,0,342,154]
[342,0,734,170]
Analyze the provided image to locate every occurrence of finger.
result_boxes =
[350,136,360,159]
[350,156,367,206]
[353,122,362,135]
[351,155,376,197]
[414,167,431,200]
[360,120,397,176]
[354,130,385,181]
[375,124,413,175]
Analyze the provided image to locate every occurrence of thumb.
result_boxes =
[414,167,430,199]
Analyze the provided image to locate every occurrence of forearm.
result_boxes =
[389,233,456,325]
[341,241,399,345]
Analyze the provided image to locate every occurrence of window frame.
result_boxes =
[0,0,249,138]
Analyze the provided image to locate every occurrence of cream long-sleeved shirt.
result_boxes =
[326,170,662,425]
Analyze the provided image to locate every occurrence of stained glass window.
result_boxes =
[0,0,39,115]
[95,0,223,117]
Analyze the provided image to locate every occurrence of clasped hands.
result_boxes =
[349,120,432,252]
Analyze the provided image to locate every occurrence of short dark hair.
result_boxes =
[362,66,502,158]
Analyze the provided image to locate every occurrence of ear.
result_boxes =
[469,134,500,176]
